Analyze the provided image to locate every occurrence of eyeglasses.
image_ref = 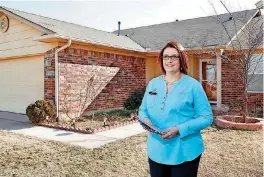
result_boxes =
[163,55,180,61]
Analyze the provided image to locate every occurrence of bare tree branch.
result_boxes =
[220,0,243,50]
[208,0,236,49]
[208,1,263,117]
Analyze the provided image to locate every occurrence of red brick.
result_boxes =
[44,47,146,116]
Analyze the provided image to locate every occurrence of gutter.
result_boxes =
[34,34,146,53]
[55,39,72,118]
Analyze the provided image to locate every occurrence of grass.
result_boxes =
[0,126,262,177]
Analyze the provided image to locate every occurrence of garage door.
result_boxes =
[0,56,44,114]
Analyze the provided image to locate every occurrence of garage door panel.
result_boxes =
[1,89,43,99]
[0,56,44,114]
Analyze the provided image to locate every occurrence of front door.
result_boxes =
[200,59,217,103]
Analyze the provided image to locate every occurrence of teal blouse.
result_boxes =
[138,74,213,165]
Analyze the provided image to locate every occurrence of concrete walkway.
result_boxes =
[0,111,146,149]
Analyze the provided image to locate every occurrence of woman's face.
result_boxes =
[162,47,181,73]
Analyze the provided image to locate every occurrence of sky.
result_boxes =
[0,0,259,32]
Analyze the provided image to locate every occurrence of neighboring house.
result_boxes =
[0,6,262,117]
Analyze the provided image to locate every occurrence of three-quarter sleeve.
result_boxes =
[177,82,213,138]
[138,81,152,121]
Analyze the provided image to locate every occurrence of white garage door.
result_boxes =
[0,56,44,114]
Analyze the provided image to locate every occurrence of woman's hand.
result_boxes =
[161,127,179,139]
[140,118,155,133]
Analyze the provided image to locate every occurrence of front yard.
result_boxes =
[0,126,262,177]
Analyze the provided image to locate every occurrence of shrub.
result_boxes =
[124,89,145,111]
[26,100,57,123]
[106,109,135,117]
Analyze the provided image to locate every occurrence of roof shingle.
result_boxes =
[0,6,145,52]
[113,9,259,50]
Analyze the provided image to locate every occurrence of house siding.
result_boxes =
[0,15,55,59]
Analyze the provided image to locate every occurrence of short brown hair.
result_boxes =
[157,41,188,75]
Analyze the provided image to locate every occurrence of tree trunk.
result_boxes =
[242,85,249,121]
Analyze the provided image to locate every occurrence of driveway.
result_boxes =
[0,111,32,130]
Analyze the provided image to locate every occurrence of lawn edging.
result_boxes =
[33,119,139,134]
[215,115,263,131]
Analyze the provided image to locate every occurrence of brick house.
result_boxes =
[115,9,263,112]
[0,6,146,117]
[0,6,263,117]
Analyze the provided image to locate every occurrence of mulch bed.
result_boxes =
[35,111,139,134]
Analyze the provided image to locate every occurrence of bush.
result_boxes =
[124,89,145,110]
[106,109,135,117]
[26,100,57,123]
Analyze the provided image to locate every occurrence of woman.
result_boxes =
[138,41,213,177]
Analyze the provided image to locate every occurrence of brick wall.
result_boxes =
[44,48,57,101]
[248,93,263,106]
[221,55,263,114]
[58,63,119,118]
[44,47,146,115]
[247,92,263,116]
[221,55,245,104]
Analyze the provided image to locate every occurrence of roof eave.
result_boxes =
[34,34,147,53]
[147,45,227,53]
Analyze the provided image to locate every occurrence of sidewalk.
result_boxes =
[0,111,146,149]
[12,123,146,148]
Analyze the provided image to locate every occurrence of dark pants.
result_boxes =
[148,155,201,177]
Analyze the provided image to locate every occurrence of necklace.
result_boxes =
[164,74,182,86]
[165,81,176,86]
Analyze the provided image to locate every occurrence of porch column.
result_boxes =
[216,52,222,107]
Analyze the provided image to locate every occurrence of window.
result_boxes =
[247,54,263,92]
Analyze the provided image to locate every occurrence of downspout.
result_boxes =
[217,49,224,108]
[55,39,72,118]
